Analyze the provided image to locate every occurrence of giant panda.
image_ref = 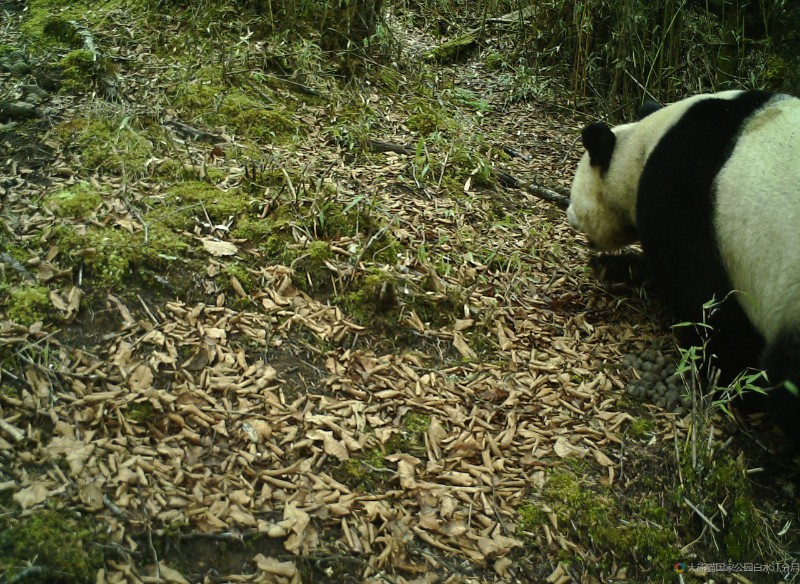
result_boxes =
[567,89,800,446]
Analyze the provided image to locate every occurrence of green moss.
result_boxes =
[8,286,50,325]
[627,417,656,439]
[423,33,477,62]
[225,104,298,141]
[336,272,393,319]
[289,241,333,294]
[263,233,291,259]
[45,183,103,218]
[406,288,460,330]
[316,202,378,240]
[162,521,191,539]
[331,450,388,492]
[148,158,183,180]
[0,510,106,582]
[377,67,403,92]
[21,6,83,44]
[204,166,227,182]
[543,462,676,580]
[221,262,255,291]
[125,401,154,423]
[448,147,494,188]
[764,54,789,88]
[442,87,492,113]
[404,412,430,432]
[159,181,255,230]
[406,98,458,137]
[465,328,496,358]
[688,456,759,561]
[406,138,494,195]
[483,52,506,71]
[371,236,401,265]
[58,228,127,287]
[516,502,546,540]
[231,217,274,242]
[172,82,222,114]
[0,384,20,398]
[216,91,262,118]
[59,48,95,93]
[383,411,430,456]
[54,118,154,176]
[306,240,332,262]
[407,111,444,136]
[172,84,299,142]
[327,100,378,151]
[54,221,189,290]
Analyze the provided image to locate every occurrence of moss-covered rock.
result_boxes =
[59,48,95,93]
[0,510,107,582]
[423,33,478,63]
[54,117,154,176]
[173,84,299,142]
[54,221,190,290]
[45,183,103,219]
[160,181,255,230]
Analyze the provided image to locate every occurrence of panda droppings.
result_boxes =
[623,349,689,413]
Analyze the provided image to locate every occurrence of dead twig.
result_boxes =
[682,496,720,532]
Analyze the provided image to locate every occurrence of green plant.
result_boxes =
[669,297,790,563]
[673,295,767,421]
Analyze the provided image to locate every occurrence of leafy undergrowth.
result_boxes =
[1,1,799,583]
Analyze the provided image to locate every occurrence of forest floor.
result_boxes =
[1,1,799,583]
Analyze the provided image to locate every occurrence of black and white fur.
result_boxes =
[568,90,800,445]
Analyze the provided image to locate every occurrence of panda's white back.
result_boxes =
[713,94,800,343]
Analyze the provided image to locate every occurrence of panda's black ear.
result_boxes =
[581,122,615,174]
[638,100,661,119]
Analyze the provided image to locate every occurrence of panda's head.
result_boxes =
[567,121,641,250]
[567,100,665,250]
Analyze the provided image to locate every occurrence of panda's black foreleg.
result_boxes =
[761,327,800,448]
[666,299,768,418]
[589,251,651,288]
[704,298,765,386]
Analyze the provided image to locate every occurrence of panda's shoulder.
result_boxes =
[660,90,782,135]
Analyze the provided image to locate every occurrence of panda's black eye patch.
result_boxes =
[582,122,616,174]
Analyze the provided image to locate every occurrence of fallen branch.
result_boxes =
[500,145,532,162]
[368,140,415,155]
[494,169,570,208]
[488,4,537,24]
[426,5,540,63]
[163,120,224,144]
[424,33,479,63]
[8,567,67,584]
[362,139,571,209]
